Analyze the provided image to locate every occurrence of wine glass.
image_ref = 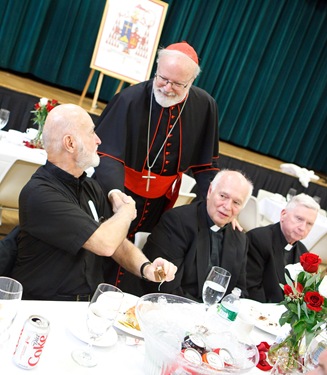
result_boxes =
[202,266,231,311]
[313,196,321,205]
[0,109,10,130]
[71,283,124,367]
[0,276,23,344]
[286,188,297,202]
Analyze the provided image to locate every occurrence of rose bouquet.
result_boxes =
[269,253,327,368]
[30,97,58,147]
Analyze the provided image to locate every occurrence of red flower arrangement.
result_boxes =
[31,97,58,128]
[29,97,58,148]
[269,253,327,367]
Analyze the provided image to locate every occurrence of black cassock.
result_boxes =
[94,79,219,285]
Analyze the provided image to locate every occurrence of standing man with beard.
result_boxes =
[94,42,219,285]
[95,42,219,234]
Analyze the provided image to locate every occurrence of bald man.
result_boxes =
[11,104,176,301]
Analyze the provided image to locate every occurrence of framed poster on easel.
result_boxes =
[80,0,168,110]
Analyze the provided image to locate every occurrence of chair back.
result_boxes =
[257,189,276,201]
[180,173,196,193]
[173,173,197,207]
[309,233,327,264]
[237,195,261,232]
[134,232,151,250]
[174,192,197,207]
[0,159,41,209]
[0,226,19,276]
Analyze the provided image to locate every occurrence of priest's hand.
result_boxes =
[108,189,137,220]
[232,218,243,232]
[142,258,177,283]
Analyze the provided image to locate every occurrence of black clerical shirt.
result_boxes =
[207,216,226,268]
[12,161,112,300]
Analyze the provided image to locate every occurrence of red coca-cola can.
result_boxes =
[13,315,50,369]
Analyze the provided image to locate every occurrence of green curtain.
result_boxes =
[0,0,326,174]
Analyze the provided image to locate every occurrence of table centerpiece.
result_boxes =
[268,253,327,372]
[30,97,58,148]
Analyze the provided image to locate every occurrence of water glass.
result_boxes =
[0,276,23,343]
[71,283,124,367]
[286,188,297,202]
[202,266,231,311]
[313,196,321,205]
[0,109,10,130]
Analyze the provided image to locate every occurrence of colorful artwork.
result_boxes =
[91,0,168,84]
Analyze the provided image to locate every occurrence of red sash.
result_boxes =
[124,166,182,201]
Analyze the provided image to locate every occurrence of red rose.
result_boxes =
[284,285,292,296]
[46,99,58,112]
[284,282,303,297]
[300,253,321,273]
[304,291,324,311]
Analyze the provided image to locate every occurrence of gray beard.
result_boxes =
[153,88,184,108]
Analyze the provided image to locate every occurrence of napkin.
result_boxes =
[280,163,320,188]
[256,342,273,371]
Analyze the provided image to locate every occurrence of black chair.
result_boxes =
[0,226,19,276]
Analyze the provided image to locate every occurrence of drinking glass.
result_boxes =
[0,276,23,344]
[0,109,10,130]
[202,266,231,311]
[313,196,321,205]
[271,358,307,374]
[71,283,124,367]
[286,188,297,202]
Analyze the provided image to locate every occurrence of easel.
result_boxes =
[79,69,125,111]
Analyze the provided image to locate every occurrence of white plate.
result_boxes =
[114,293,143,338]
[68,316,118,347]
[240,299,287,336]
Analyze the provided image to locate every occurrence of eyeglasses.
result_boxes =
[155,74,191,89]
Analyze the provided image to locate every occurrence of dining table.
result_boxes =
[1,297,284,375]
[0,130,47,167]
[258,196,327,250]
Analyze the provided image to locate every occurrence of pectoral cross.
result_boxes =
[142,169,156,192]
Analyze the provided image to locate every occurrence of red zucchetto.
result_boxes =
[165,41,199,64]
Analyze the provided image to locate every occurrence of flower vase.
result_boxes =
[31,122,44,148]
[268,332,307,373]
[270,358,308,375]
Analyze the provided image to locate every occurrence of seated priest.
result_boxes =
[119,169,253,301]
[10,104,177,301]
[246,193,320,303]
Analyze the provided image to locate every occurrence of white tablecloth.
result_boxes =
[2,299,276,375]
[258,197,327,249]
[0,130,47,167]
[3,300,145,375]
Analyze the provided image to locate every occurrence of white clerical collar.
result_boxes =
[210,225,220,232]
[284,244,293,251]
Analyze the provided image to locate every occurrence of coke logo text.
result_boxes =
[27,334,47,367]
